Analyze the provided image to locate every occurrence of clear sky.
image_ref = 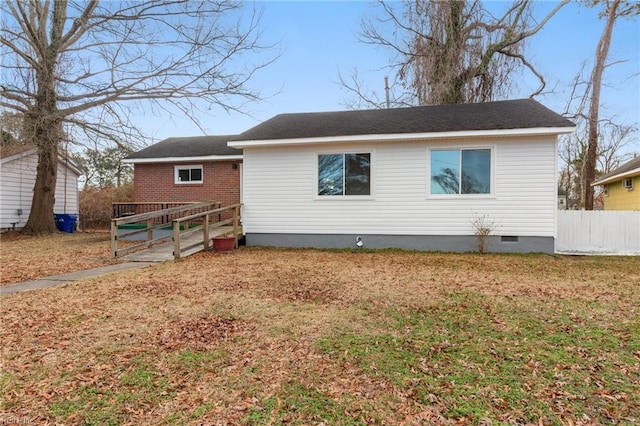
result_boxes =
[139,1,640,153]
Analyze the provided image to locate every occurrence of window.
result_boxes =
[318,153,371,196]
[430,148,491,195]
[174,165,203,184]
[623,178,633,190]
[604,184,609,196]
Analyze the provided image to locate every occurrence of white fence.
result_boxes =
[556,210,640,255]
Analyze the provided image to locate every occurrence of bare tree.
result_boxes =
[583,0,639,209]
[342,0,568,108]
[1,0,274,234]
[0,111,25,145]
[560,68,637,209]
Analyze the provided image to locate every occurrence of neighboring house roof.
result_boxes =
[592,156,640,186]
[229,98,575,147]
[124,135,241,163]
[0,144,33,160]
[0,144,82,175]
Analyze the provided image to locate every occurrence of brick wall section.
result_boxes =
[133,161,241,208]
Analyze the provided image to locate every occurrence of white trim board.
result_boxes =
[123,155,243,164]
[228,127,575,149]
[592,168,640,186]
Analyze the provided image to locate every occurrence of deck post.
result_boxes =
[233,205,239,248]
[203,213,210,251]
[173,220,181,260]
[110,220,118,258]
[146,218,153,246]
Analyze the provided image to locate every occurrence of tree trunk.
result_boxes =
[22,30,62,234]
[443,0,465,104]
[23,134,59,234]
[585,0,620,210]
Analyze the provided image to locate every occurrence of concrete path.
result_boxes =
[0,262,157,296]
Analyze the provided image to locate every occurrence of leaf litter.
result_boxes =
[0,241,638,424]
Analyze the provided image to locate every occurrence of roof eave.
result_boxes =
[591,167,640,186]
[123,154,243,164]
[229,126,575,148]
[0,147,36,163]
[0,148,82,175]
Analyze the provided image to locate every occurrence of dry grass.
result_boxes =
[0,238,639,425]
[0,231,119,285]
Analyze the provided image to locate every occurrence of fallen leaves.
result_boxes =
[0,231,121,285]
[155,316,249,351]
[1,243,639,424]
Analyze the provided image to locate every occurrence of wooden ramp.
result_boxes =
[111,203,243,262]
[122,226,239,262]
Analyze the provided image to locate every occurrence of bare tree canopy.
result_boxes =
[582,0,639,210]
[341,0,568,108]
[1,0,274,234]
[558,112,636,210]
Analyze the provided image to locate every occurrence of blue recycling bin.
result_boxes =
[54,214,77,233]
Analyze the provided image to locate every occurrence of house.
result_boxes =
[123,135,242,208]
[0,144,80,231]
[557,188,568,210]
[592,155,640,210]
[228,99,575,253]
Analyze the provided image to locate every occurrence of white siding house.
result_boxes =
[229,99,575,253]
[0,145,80,231]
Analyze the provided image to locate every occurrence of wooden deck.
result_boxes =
[121,226,240,262]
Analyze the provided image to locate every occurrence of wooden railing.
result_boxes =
[172,203,243,260]
[112,201,205,221]
[110,201,220,258]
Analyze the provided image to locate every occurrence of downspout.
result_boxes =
[64,140,68,213]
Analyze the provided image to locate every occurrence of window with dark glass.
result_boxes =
[430,149,491,195]
[175,165,203,183]
[318,153,370,196]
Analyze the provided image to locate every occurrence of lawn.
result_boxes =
[1,234,639,425]
[0,231,118,285]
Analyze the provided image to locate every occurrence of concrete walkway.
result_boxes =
[0,262,157,296]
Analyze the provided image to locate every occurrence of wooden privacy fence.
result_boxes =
[556,210,640,255]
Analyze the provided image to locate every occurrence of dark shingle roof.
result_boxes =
[593,155,640,185]
[233,99,574,142]
[126,135,240,160]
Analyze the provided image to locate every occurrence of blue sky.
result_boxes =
[140,1,640,153]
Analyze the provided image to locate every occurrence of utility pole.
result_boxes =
[384,76,390,109]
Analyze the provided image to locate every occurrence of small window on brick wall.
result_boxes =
[175,165,203,184]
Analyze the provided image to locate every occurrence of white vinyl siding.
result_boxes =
[1,151,79,230]
[241,135,557,237]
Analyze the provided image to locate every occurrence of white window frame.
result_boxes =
[622,178,634,190]
[174,164,203,184]
[427,146,495,198]
[314,151,374,200]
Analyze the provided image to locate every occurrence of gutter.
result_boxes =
[592,168,640,186]
[123,155,243,164]
[229,126,576,149]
